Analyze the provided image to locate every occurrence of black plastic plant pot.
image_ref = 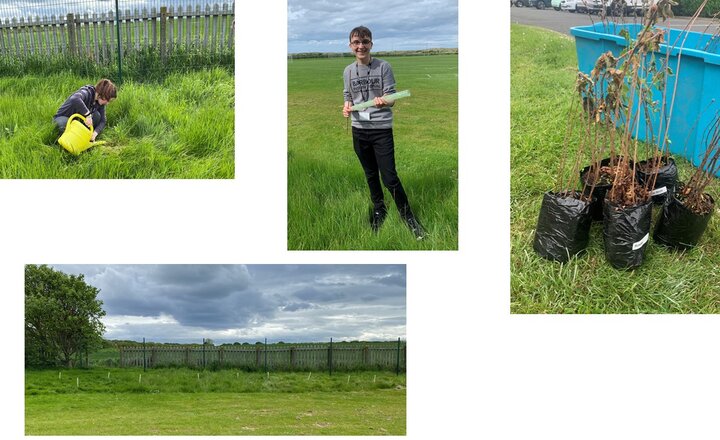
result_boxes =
[654,192,714,250]
[602,198,653,269]
[533,191,593,263]
[636,157,678,205]
[580,157,631,222]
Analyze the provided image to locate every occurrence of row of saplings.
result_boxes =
[532,3,718,269]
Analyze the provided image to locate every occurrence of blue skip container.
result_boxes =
[570,22,720,174]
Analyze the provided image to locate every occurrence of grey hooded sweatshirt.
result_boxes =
[343,58,396,129]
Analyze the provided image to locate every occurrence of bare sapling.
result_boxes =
[678,113,720,215]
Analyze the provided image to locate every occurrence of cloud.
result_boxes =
[49,264,406,343]
[288,0,458,53]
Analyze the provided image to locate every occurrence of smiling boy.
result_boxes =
[342,26,424,239]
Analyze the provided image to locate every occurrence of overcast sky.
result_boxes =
[49,264,406,344]
[288,0,458,54]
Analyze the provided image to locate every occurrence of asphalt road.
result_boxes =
[511,7,719,35]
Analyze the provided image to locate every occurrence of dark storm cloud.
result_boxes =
[288,0,458,53]
[50,264,406,343]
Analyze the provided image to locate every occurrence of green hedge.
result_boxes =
[673,0,720,17]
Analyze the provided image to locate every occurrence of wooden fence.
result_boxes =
[119,343,407,372]
[0,2,234,63]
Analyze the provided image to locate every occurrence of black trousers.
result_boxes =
[352,127,413,219]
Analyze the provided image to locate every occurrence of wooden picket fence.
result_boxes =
[0,2,234,63]
[119,343,407,372]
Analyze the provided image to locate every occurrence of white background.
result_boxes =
[6,1,719,439]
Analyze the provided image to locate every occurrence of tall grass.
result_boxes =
[511,24,720,313]
[0,68,234,178]
[287,54,458,250]
[0,48,234,81]
[25,368,406,394]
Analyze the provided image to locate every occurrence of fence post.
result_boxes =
[290,347,295,371]
[396,338,401,376]
[202,338,206,369]
[328,338,333,376]
[143,338,146,372]
[114,0,122,83]
[119,346,123,367]
[66,14,76,56]
[159,6,167,63]
[264,338,268,373]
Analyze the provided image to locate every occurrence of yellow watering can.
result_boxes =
[58,113,106,155]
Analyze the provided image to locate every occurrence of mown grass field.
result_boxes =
[0,68,233,178]
[25,368,406,435]
[287,54,458,250]
[511,24,720,313]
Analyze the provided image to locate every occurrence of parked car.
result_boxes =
[580,0,606,13]
[606,0,647,16]
[551,0,563,10]
[514,0,552,8]
[561,0,578,12]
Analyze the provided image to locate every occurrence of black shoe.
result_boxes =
[404,216,425,240]
[369,207,388,232]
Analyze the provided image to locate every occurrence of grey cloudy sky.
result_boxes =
[50,264,406,344]
[288,0,458,54]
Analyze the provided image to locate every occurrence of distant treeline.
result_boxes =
[288,48,458,60]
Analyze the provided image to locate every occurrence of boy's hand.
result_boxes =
[85,115,93,128]
[374,96,389,108]
[91,131,98,142]
[343,101,353,118]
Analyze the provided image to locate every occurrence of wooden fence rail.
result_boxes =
[119,343,407,372]
[0,2,234,62]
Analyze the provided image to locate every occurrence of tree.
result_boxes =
[25,265,106,367]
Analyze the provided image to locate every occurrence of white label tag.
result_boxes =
[650,186,667,196]
[359,111,371,121]
[632,233,650,251]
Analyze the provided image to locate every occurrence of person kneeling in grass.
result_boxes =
[54,79,117,142]
[342,26,425,240]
